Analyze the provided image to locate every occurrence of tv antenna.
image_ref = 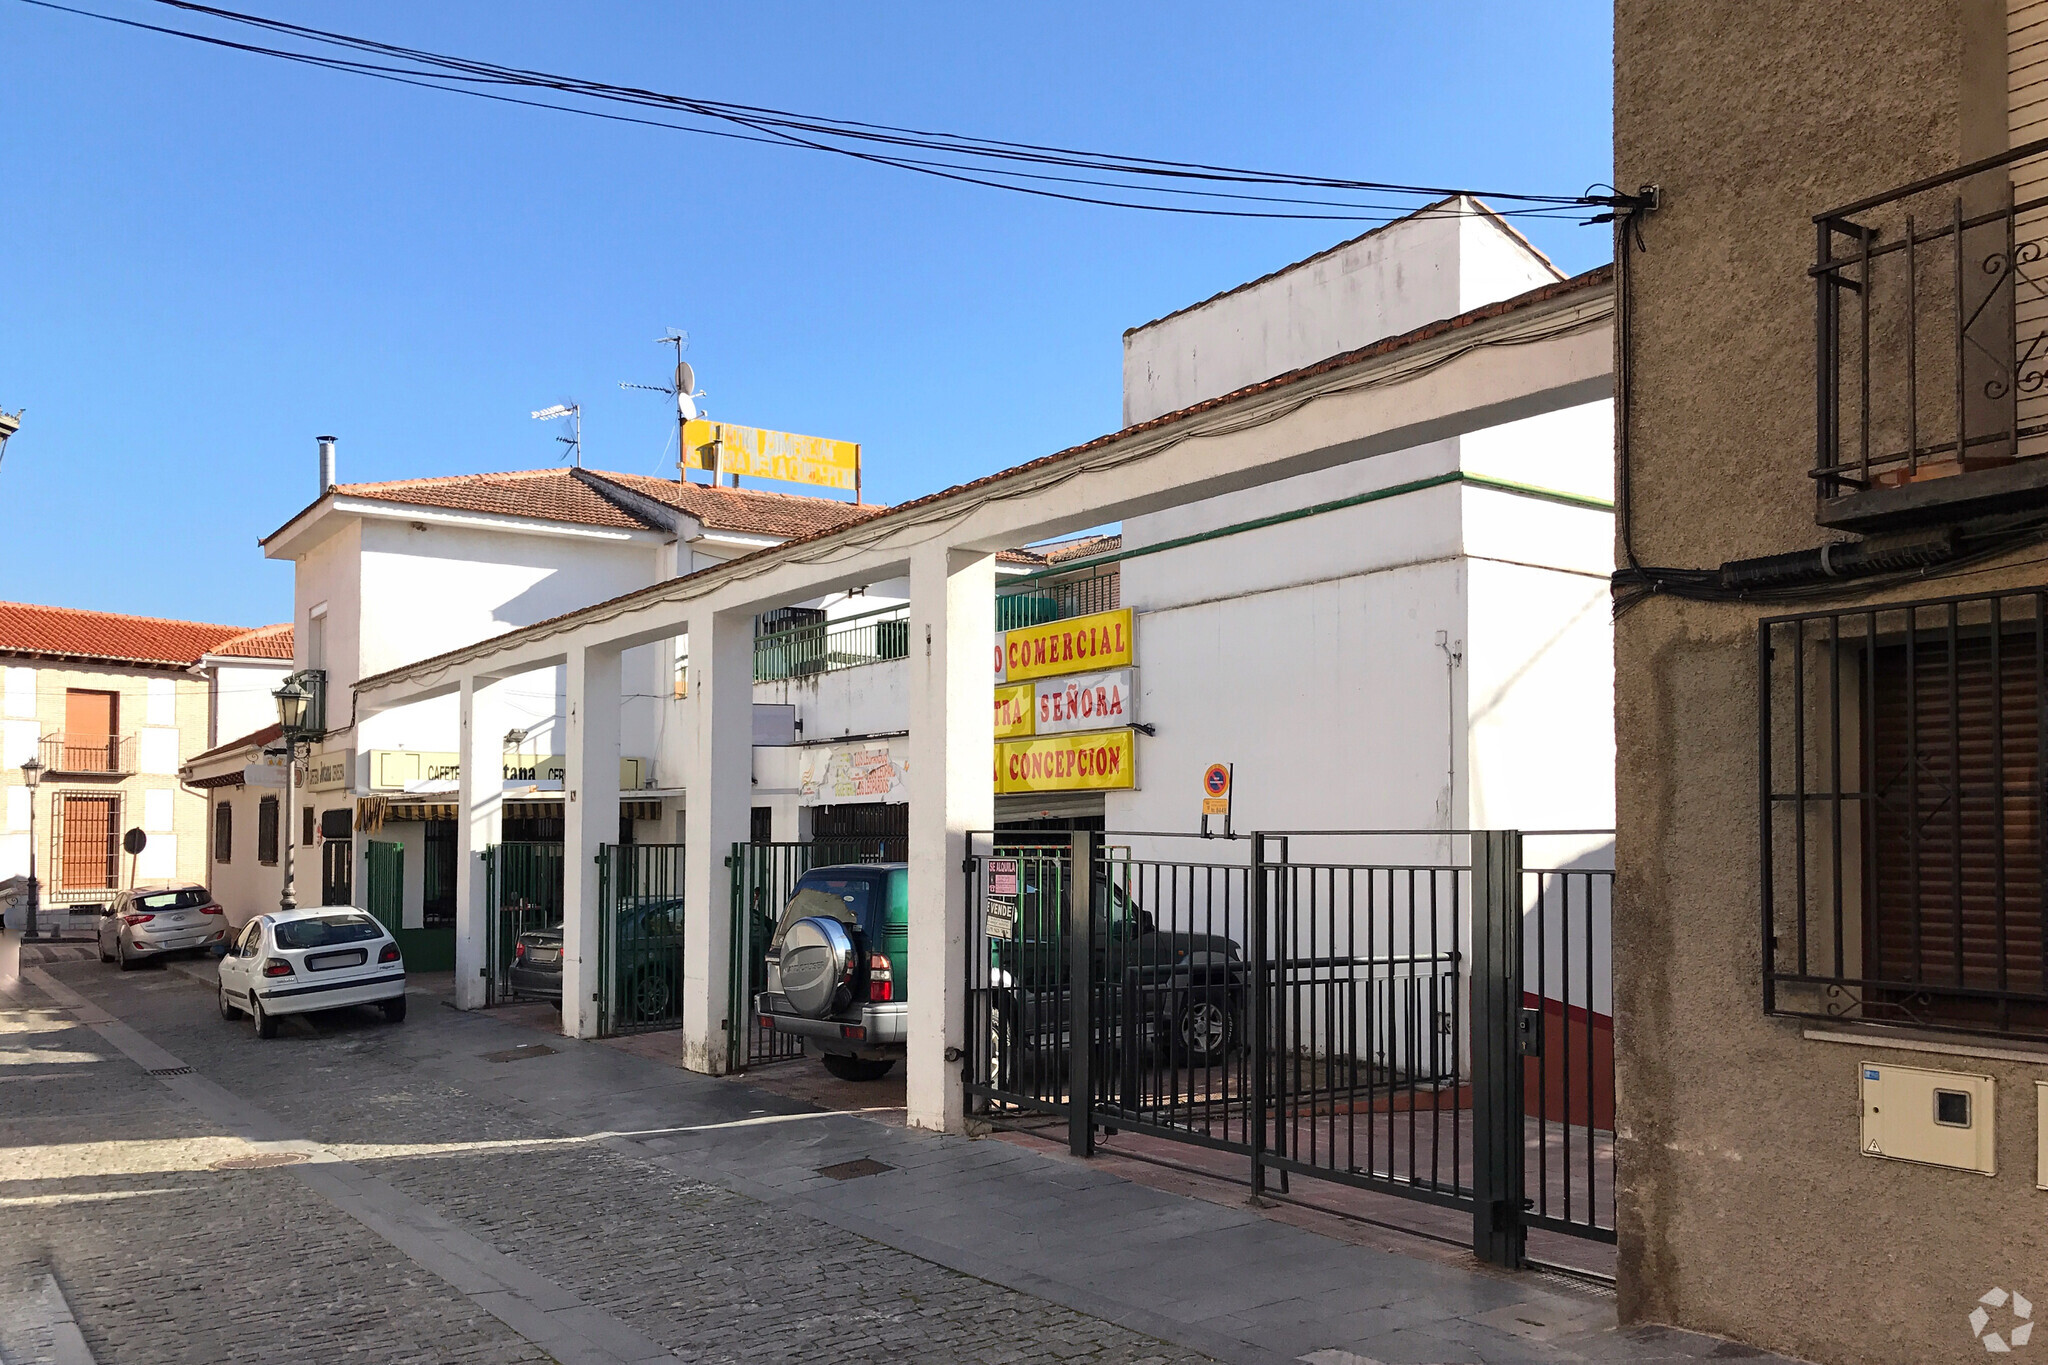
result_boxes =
[530,403,582,467]
[620,330,711,481]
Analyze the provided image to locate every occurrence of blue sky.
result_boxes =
[0,1,1612,627]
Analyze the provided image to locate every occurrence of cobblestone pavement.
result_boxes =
[1,958,1211,1364]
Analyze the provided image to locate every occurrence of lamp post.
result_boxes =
[274,679,309,913]
[19,755,44,940]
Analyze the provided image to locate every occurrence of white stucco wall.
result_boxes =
[208,658,293,748]
[1121,202,1561,426]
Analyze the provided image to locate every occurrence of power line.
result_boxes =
[17,0,1640,225]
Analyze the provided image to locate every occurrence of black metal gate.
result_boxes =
[962,828,1614,1269]
[727,837,904,1070]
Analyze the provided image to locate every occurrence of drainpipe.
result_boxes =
[1435,630,1464,835]
[318,435,337,495]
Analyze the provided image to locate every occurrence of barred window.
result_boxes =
[1762,588,2047,1039]
[257,795,279,866]
[214,801,232,864]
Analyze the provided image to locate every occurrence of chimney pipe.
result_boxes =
[317,435,337,494]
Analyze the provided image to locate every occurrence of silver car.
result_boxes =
[97,885,228,968]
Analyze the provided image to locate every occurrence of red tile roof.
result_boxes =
[1039,534,1122,564]
[186,722,283,766]
[355,265,1613,695]
[581,470,883,540]
[323,468,657,532]
[0,601,260,668]
[207,623,294,660]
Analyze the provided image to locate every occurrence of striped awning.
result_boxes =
[505,798,563,821]
[623,799,664,822]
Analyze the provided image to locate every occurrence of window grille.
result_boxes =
[214,801,232,864]
[1761,587,2048,1038]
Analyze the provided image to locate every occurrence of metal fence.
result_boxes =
[597,843,686,1036]
[754,605,910,681]
[483,841,563,1007]
[726,838,903,1069]
[997,566,1120,630]
[962,828,1615,1268]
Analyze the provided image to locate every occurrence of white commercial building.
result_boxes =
[347,196,1616,1140]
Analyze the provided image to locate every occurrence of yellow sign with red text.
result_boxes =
[683,418,861,492]
[996,728,1136,794]
[993,683,1035,739]
[999,608,1133,683]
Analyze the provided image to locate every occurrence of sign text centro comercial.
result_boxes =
[997,608,1133,683]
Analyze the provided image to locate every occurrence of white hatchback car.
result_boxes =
[217,906,406,1039]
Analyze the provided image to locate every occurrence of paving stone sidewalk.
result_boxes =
[3,950,1801,1365]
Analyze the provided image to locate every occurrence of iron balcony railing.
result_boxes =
[751,567,1122,684]
[753,603,910,682]
[1814,136,2048,522]
[37,733,137,776]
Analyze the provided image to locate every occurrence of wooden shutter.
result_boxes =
[1868,625,2046,1026]
[62,690,117,771]
[214,801,232,864]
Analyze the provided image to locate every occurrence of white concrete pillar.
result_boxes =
[905,545,996,1134]
[562,644,622,1040]
[679,609,752,1074]
[454,675,504,1010]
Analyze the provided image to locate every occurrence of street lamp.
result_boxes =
[18,755,44,940]
[274,679,309,913]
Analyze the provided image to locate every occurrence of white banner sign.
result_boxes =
[798,740,908,806]
[1033,668,1136,735]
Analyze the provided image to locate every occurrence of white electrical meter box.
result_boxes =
[1860,1061,1995,1175]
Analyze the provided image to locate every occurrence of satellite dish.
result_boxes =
[677,392,700,423]
[675,360,696,396]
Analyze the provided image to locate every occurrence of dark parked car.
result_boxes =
[988,866,1248,1085]
[507,897,685,1024]
[757,864,908,1081]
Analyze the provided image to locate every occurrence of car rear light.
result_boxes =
[378,943,401,964]
[261,958,294,978]
[867,952,893,1003]
[199,904,225,916]
[122,913,154,926]
[760,1014,775,1029]
[839,1024,867,1040]
[513,941,526,960]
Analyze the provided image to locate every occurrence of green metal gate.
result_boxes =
[484,842,564,1005]
[364,839,457,970]
[597,843,686,1036]
[725,838,901,1070]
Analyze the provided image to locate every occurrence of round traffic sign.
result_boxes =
[1202,764,1230,798]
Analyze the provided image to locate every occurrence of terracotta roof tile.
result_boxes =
[356,266,1613,694]
[208,623,294,660]
[580,470,883,540]
[1039,534,1122,564]
[186,722,283,766]
[0,601,258,668]
[328,468,659,531]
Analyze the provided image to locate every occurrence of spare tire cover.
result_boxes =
[780,916,855,1017]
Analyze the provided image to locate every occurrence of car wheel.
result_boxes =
[629,970,674,1023]
[99,936,112,965]
[1176,996,1235,1064]
[380,996,407,1024]
[821,1053,895,1082]
[252,997,278,1040]
[218,987,240,1021]
[117,939,136,972]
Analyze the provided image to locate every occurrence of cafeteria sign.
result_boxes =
[997,728,1136,794]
